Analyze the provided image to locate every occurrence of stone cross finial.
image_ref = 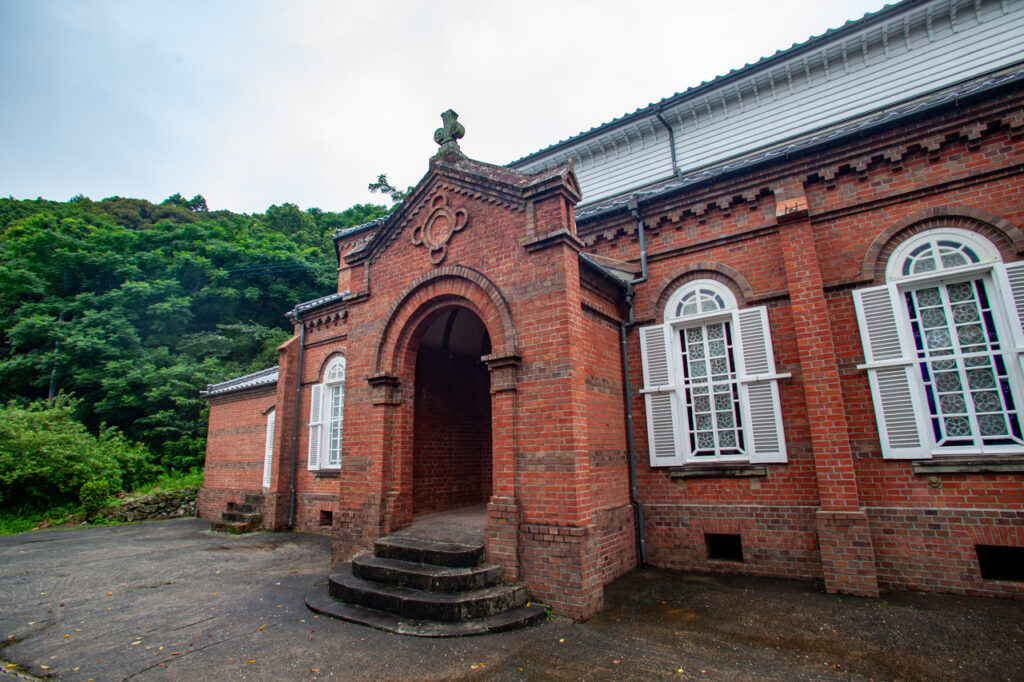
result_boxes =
[433,109,465,151]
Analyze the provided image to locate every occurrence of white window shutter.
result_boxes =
[852,284,931,459]
[993,262,1024,366]
[734,307,787,463]
[307,384,323,470]
[262,410,275,488]
[639,323,686,466]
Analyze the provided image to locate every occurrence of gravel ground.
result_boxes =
[0,518,1021,681]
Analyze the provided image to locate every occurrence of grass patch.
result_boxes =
[132,467,204,496]
[0,504,82,535]
[0,467,203,536]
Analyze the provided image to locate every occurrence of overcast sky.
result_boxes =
[1,0,887,214]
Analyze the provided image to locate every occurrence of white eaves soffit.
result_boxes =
[514,0,1024,207]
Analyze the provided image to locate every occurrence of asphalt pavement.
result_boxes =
[1,518,1021,681]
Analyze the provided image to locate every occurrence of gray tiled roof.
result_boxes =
[201,366,278,397]
[286,291,350,319]
[574,65,1024,224]
[508,1,909,167]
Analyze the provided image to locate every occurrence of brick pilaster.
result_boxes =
[775,180,879,597]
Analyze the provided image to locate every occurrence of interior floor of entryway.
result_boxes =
[388,503,486,546]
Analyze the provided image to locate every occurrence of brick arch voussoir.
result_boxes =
[650,262,755,321]
[374,266,517,376]
[861,206,1024,284]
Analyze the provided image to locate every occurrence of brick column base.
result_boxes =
[520,521,603,620]
[331,495,384,562]
[816,509,880,597]
[486,496,520,582]
[262,491,290,531]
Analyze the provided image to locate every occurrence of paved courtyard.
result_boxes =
[1,518,1021,681]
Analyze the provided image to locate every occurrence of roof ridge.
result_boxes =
[508,0,915,167]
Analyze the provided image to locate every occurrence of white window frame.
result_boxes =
[854,230,1024,459]
[308,356,345,470]
[639,280,789,467]
[262,408,275,488]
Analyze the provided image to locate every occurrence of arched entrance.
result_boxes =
[412,307,493,516]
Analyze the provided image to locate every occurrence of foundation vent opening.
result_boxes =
[705,533,744,562]
[975,544,1024,581]
[319,510,334,528]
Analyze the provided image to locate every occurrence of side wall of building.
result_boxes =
[584,84,1024,596]
[198,386,276,520]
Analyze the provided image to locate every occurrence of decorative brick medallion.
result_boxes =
[411,195,469,265]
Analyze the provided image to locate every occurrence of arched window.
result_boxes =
[308,356,345,470]
[639,279,787,466]
[886,228,1000,281]
[854,229,1024,458]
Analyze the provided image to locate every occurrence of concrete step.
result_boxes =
[211,519,260,534]
[227,502,260,514]
[306,585,546,637]
[352,554,503,593]
[328,568,529,622]
[220,511,262,524]
[373,536,484,568]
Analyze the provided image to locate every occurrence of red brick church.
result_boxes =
[200,0,1024,622]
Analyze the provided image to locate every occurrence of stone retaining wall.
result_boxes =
[101,487,199,522]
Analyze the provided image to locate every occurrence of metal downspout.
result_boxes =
[654,105,681,179]
[288,316,306,529]
[621,195,649,566]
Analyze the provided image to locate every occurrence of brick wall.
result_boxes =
[412,348,492,515]
[585,84,1024,595]
[199,385,275,521]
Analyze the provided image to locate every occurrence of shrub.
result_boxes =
[79,479,112,516]
[0,396,158,509]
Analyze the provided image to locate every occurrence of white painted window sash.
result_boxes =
[262,409,275,488]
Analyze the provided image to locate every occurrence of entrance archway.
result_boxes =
[412,307,493,516]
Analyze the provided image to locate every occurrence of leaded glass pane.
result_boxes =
[905,276,1023,450]
[916,288,941,307]
[979,415,1007,436]
[941,252,968,268]
[679,318,744,460]
[939,394,966,414]
[912,256,937,274]
[973,391,1000,413]
[947,282,973,302]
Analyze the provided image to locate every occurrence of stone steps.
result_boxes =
[373,536,485,568]
[211,494,263,534]
[353,554,503,592]
[306,531,545,636]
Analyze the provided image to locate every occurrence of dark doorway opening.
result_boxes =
[412,307,492,517]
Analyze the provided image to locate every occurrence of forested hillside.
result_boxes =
[0,194,387,476]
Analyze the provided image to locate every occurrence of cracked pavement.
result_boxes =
[1,518,1022,681]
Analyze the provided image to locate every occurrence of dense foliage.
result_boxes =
[0,397,156,509]
[0,193,387,490]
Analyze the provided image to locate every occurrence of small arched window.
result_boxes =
[664,280,736,322]
[886,228,1000,281]
[308,356,345,470]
